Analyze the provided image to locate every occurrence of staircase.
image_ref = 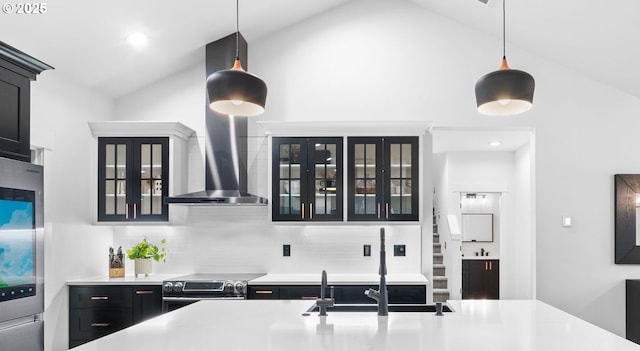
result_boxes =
[432,211,450,303]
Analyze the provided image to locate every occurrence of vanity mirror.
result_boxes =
[614,174,640,263]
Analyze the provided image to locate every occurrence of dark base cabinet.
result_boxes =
[248,284,426,304]
[462,259,499,299]
[69,285,162,348]
[626,280,640,344]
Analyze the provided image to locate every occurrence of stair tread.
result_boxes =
[432,288,450,293]
[433,264,446,268]
[433,253,443,256]
[433,276,448,280]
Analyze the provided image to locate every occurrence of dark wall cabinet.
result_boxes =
[347,137,419,221]
[69,285,162,348]
[248,284,426,304]
[0,42,52,162]
[98,137,169,222]
[272,137,343,221]
[462,259,499,299]
[626,280,640,344]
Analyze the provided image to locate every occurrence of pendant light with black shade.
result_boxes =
[475,0,535,116]
[207,0,267,117]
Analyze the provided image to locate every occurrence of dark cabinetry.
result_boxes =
[0,42,52,162]
[272,137,343,221]
[347,137,419,221]
[248,284,426,304]
[626,280,640,344]
[69,285,162,348]
[98,137,169,222]
[462,259,499,299]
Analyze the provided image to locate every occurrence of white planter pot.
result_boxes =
[134,258,152,277]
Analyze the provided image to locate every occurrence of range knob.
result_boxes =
[224,282,234,292]
[173,282,183,292]
[234,282,246,294]
[163,282,173,293]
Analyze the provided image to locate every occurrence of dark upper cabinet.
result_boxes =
[0,42,53,162]
[462,259,499,299]
[347,137,419,221]
[272,137,343,221]
[98,137,169,222]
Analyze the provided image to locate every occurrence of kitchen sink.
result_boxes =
[306,303,454,313]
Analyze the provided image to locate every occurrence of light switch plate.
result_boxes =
[364,245,371,257]
[283,244,291,257]
[394,245,406,256]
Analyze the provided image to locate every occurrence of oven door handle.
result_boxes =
[162,296,246,302]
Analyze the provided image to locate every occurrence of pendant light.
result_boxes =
[475,0,534,116]
[207,0,267,117]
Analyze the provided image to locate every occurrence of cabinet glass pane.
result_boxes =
[152,144,162,179]
[116,180,126,214]
[314,143,338,216]
[116,145,127,178]
[389,142,412,216]
[105,180,115,215]
[105,145,115,178]
[354,143,376,215]
[278,143,302,216]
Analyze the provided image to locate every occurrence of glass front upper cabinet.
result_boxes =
[272,137,343,221]
[347,137,419,221]
[98,137,169,222]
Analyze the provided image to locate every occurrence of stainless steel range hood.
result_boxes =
[165,33,267,205]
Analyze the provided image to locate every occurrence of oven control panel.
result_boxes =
[162,280,247,297]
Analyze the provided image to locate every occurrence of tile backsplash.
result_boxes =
[112,206,422,276]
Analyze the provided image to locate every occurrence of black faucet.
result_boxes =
[316,270,334,316]
[364,227,389,316]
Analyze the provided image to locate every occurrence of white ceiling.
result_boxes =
[1,0,634,153]
[431,128,531,153]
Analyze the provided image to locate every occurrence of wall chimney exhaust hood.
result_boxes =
[165,33,267,205]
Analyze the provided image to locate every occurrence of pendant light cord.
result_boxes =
[235,0,240,60]
[502,0,506,60]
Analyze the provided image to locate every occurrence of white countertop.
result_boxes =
[72,299,640,351]
[67,274,181,285]
[461,256,499,260]
[249,273,428,285]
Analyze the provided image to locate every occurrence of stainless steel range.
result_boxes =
[162,273,264,312]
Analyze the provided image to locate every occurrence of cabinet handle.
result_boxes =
[135,290,154,295]
[125,204,129,219]
[385,203,389,219]
[301,203,305,219]
[255,290,273,294]
[377,203,381,219]
[485,262,488,270]
[90,296,109,300]
[301,296,318,300]
[90,323,111,327]
[310,203,313,220]
[489,261,492,270]
[133,203,137,219]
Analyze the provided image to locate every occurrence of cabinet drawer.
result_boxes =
[69,308,132,341]
[279,285,333,300]
[248,286,280,299]
[388,285,426,304]
[69,286,133,309]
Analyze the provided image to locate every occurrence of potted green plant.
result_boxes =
[126,237,166,277]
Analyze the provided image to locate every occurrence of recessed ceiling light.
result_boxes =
[127,32,148,47]
[489,140,501,147]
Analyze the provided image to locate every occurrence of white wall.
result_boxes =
[30,72,114,351]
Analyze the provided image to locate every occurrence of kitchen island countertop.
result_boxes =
[248,273,428,285]
[71,299,640,351]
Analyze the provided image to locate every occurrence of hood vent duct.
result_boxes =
[165,33,267,205]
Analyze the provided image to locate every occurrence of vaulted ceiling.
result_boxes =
[1,0,638,102]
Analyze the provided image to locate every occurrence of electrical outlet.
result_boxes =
[394,244,406,257]
[283,244,291,257]
[364,245,371,257]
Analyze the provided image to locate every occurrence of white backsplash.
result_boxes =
[112,206,422,276]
